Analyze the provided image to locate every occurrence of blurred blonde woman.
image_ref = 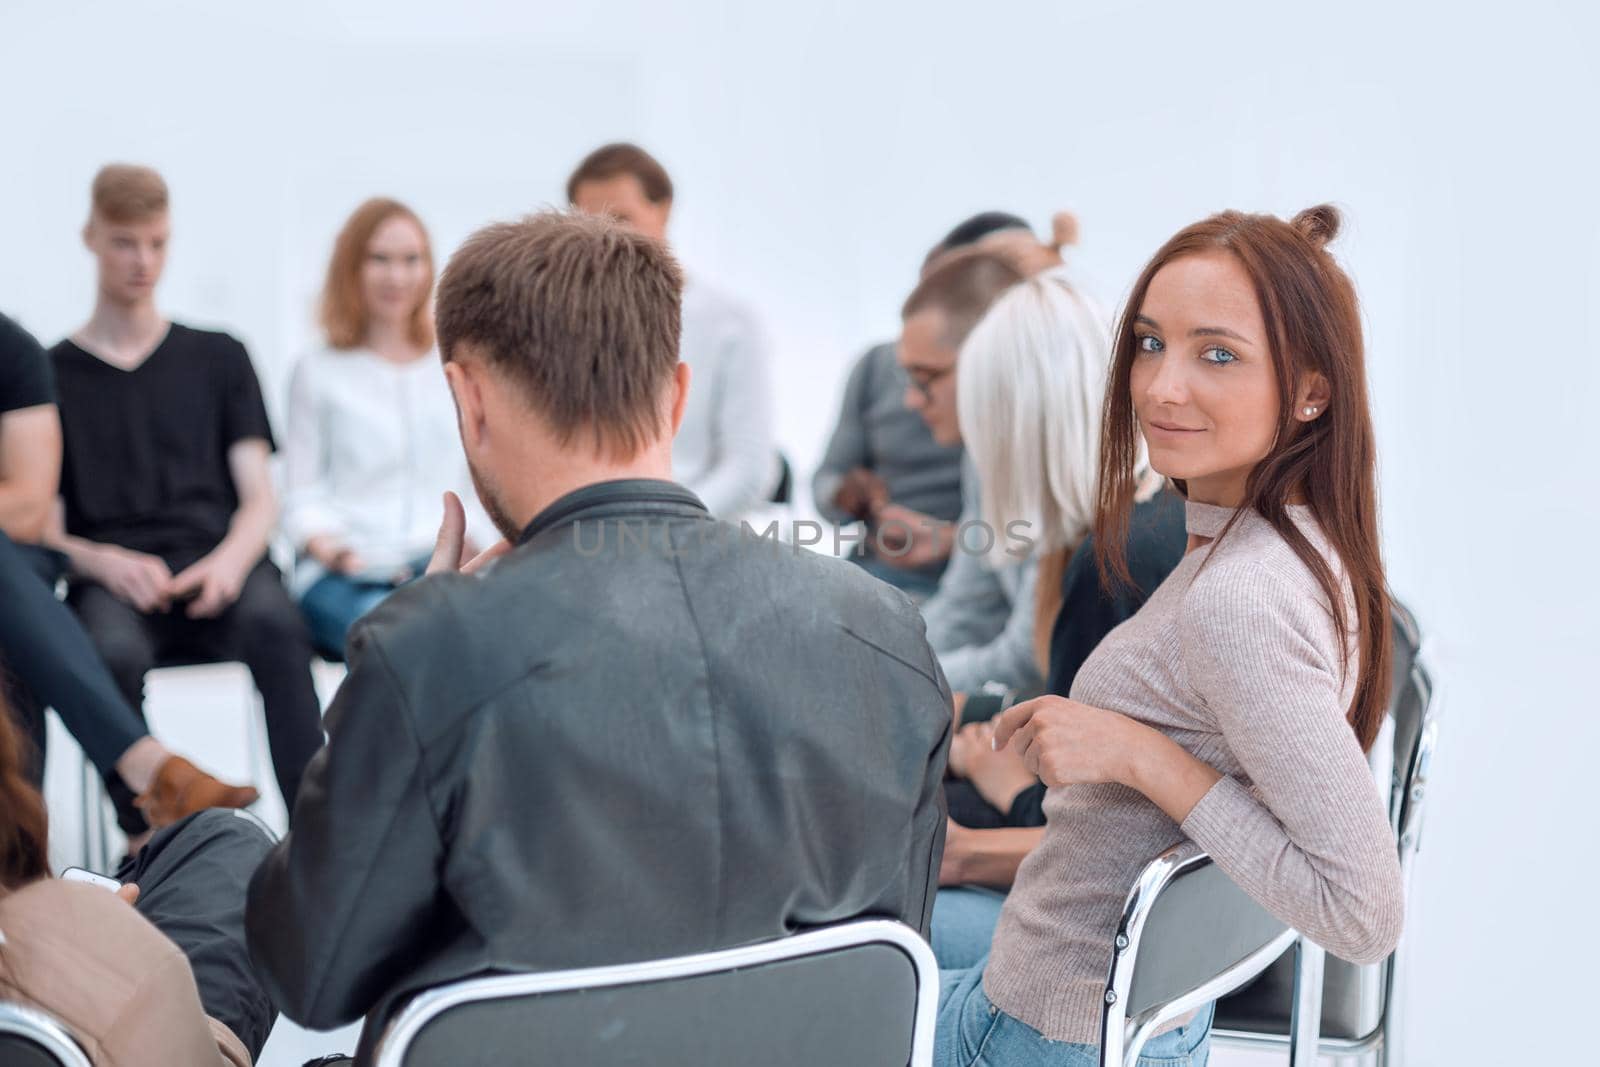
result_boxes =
[957,270,1115,656]
[283,198,491,659]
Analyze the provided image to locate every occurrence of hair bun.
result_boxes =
[1050,211,1080,249]
[1291,204,1341,248]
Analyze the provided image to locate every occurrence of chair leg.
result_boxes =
[1373,1024,1391,1067]
[77,748,111,873]
[77,747,94,870]
[1289,938,1326,1067]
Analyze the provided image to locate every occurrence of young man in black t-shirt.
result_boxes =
[0,313,59,544]
[43,165,323,832]
[0,310,256,832]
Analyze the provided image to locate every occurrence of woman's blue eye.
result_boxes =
[1136,334,1163,354]
[1201,347,1237,365]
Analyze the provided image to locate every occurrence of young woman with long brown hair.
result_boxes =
[0,692,278,1064]
[283,197,492,659]
[933,205,1404,1066]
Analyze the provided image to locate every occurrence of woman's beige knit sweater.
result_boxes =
[982,500,1404,1042]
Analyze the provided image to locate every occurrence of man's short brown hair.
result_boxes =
[901,247,1026,349]
[435,210,684,459]
[90,164,168,224]
[565,143,674,205]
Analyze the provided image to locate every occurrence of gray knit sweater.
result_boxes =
[982,499,1404,1043]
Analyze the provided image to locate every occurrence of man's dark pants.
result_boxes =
[69,553,324,832]
[116,808,280,1058]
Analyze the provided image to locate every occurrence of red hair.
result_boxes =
[0,693,50,891]
[1096,205,1391,751]
[319,198,436,351]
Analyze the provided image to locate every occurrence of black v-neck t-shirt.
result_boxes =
[1,313,54,414]
[50,323,276,561]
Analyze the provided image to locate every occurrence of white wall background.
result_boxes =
[4,1,1597,1064]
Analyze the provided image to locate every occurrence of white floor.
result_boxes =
[40,661,1283,1067]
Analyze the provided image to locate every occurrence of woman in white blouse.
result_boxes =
[284,198,490,658]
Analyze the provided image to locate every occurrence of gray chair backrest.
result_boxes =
[1387,599,1426,830]
[372,920,937,1067]
[0,1002,93,1067]
[1100,847,1298,1067]
[1124,856,1288,1020]
[1213,599,1437,1042]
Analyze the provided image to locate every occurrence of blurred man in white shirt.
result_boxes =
[567,143,779,519]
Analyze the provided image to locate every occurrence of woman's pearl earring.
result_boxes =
[1304,406,1317,417]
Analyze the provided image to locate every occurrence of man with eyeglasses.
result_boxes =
[897,241,1043,705]
[812,213,1059,599]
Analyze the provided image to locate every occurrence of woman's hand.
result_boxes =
[992,695,1223,822]
[949,720,1038,812]
[947,715,982,778]
[305,534,364,576]
[991,695,1148,789]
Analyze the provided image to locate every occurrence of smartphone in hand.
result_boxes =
[61,867,121,892]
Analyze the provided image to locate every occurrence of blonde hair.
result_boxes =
[957,271,1113,569]
[90,164,168,224]
[319,198,435,351]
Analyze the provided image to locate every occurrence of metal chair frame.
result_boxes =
[371,919,939,1067]
[1098,846,1318,1067]
[0,1001,94,1067]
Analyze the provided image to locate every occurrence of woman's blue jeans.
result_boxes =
[932,886,1008,970]
[935,960,1213,1067]
[298,561,425,660]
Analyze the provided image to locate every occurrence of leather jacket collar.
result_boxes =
[517,479,709,546]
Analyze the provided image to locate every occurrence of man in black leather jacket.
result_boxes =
[244,210,952,1061]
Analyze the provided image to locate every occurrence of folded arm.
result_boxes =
[932,553,1042,694]
[1172,565,1404,963]
[0,404,61,543]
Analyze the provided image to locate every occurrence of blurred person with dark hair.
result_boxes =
[41,164,323,836]
[282,198,494,659]
[246,210,950,1061]
[811,212,1061,600]
[879,212,1075,584]
[898,247,1045,695]
[0,310,255,833]
[567,142,780,520]
[0,689,279,1065]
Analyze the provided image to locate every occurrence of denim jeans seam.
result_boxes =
[967,1004,1005,1063]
